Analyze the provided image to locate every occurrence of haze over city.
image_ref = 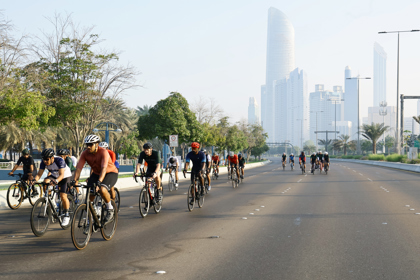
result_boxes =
[3,0,420,124]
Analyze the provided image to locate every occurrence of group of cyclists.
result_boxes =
[281,151,330,174]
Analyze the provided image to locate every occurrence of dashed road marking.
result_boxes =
[367,178,372,181]
[359,173,363,176]
[297,179,302,183]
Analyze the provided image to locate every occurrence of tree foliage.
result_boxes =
[360,123,389,154]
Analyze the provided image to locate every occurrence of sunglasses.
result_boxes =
[85,143,95,147]
[42,157,51,161]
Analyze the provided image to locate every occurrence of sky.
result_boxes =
[3,0,420,124]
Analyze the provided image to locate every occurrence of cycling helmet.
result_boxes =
[325,152,328,155]
[201,148,207,153]
[283,153,286,155]
[312,152,316,155]
[229,151,234,157]
[191,142,200,149]
[41,148,55,159]
[143,142,153,149]
[291,153,294,156]
[57,149,69,155]
[99,142,109,148]
[238,154,242,158]
[22,149,30,155]
[84,134,100,144]
[169,157,175,164]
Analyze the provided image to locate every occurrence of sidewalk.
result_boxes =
[0,160,270,210]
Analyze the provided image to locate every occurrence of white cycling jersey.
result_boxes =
[167,156,179,167]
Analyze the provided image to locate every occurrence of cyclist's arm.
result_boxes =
[34,169,44,182]
[154,163,161,175]
[56,168,65,183]
[9,164,18,175]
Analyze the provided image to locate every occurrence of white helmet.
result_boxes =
[283,153,286,155]
[229,151,234,157]
[84,134,100,144]
[291,153,294,156]
[312,152,316,155]
[99,142,109,148]
[325,152,328,155]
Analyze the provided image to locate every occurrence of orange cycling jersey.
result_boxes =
[228,155,238,164]
[107,149,116,163]
[212,155,219,162]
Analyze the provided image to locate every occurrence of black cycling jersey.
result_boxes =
[310,155,317,162]
[138,150,162,172]
[282,155,286,161]
[324,155,330,162]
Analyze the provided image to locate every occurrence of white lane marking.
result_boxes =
[156,271,166,274]
[382,222,388,225]
[294,217,301,226]
[367,178,372,181]
[353,170,356,172]
[242,217,248,220]
[249,213,254,215]
[298,179,302,183]
[255,209,260,211]
[415,213,420,215]
[260,206,265,208]
[406,205,411,207]
[410,209,415,211]
[359,173,363,176]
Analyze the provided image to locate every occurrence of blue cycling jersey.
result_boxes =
[289,155,294,160]
[186,151,206,172]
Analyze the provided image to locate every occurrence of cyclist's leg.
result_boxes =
[236,165,240,178]
[175,165,179,183]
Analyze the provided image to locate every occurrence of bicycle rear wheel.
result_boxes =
[139,188,149,218]
[30,197,51,237]
[101,200,118,240]
[60,195,76,230]
[71,204,92,250]
[29,184,43,206]
[113,187,120,212]
[154,189,163,214]
[187,184,195,211]
[197,185,204,208]
[7,183,23,210]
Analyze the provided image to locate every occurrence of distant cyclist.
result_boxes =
[183,142,206,205]
[227,152,240,180]
[289,153,295,168]
[212,153,220,176]
[58,149,79,202]
[201,149,212,191]
[324,152,330,170]
[317,151,324,170]
[299,151,306,173]
[238,154,246,179]
[9,149,37,186]
[165,155,179,188]
[282,153,287,167]
[310,152,317,173]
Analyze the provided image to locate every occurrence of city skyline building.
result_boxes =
[373,42,387,107]
[261,7,295,142]
[366,106,396,139]
[248,97,260,125]
[343,66,359,140]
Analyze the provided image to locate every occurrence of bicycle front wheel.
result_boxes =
[29,184,43,206]
[232,178,236,189]
[154,189,163,214]
[101,200,118,241]
[187,184,195,212]
[168,174,174,192]
[7,183,23,210]
[71,204,92,250]
[139,188,150,218]
[30,198,51,237]
[198,185,204,208]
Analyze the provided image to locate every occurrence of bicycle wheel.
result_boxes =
[197,185,204,208]
[232,178,236,188]
[101,200,118,241]
[114,187,120,212]
[30,198,51,237]
[154,189,163,214]
[29,184,43,206]
[168,174,174,192]
[71,204,92,250]
[139,188,149,218]
[7,183,23,210]
[60,195,76,230]
[187,184,195,212]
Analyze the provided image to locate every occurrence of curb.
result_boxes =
[332,158,420,173]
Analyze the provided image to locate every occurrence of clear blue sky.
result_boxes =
[3,0,420,122]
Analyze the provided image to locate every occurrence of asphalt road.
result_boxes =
[2,158,420,280]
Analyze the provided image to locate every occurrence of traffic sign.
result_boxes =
[169,135,178,147]
[415,140,420,148]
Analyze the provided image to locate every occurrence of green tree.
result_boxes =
[334,135,352,155]
[360,123,389,154]
[243,123,268,162]
[385,135,395,154]
[251,144,269,160]
[226,124,248,153]
[303,140,316,154]
[117,131,141,159]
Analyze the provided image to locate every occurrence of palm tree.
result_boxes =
[336,134,351,155]
[136,105,151,117]
[413,115,420,125]
[360,123,389,154]
[318,139,332,152]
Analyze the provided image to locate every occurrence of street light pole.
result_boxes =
[379,29,419,154]
[347,77,371,155]
[310,110,323,151]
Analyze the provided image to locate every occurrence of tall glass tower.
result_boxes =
[261,7,295,142]
[373,42,387,107]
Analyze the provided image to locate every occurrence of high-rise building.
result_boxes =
[248,97,260,125]
[261,7,295,142]
[373,42,387,107]
[344,66,359,140]
[366,106,396,139]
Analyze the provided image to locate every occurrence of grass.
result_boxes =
[385,154,404,162]
[368,154,385,161]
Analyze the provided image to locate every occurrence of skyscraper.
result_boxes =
[248,97,260,125]
[261,7,295,142]
[373,42,387,106]
[344,66,358,140]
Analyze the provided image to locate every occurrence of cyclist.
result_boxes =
[183,142,206,205]
[324,152,330,170]
[34,148,73,226]
[202,149,212,191]
[99,142,118,201]
[299,151,306,173]
[165,155,179,188]
[317,151,324,170]
[211,153,220,176]
[58,149,80,203]
[238,154,246,179]
[9,149,38,190]
[310,152,317,173]
[74,135,118,225]
[281,152,287,167]
[134,142,163,201]
[227,152,240,180]
[289,153,295,167]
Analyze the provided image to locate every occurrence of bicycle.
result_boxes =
[167,167,177,192]
[239,166,244,183]
[135,174,163,218]
[30,182,76,237]
[324,163,329,174]
[113,187,121,211]
[211,165,219,181]
[7,173,43,209]
[290,161,294,170]
[282,161,286,170]
[300,162,306,174]
[230,167,240,188]
[184,171,205,211]
[71,182,118,250]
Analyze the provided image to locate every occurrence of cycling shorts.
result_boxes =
[190,170,202,183]
[45,176,71,194]
[212,160,219,166]
[87,172,118,191]
[290,159,294,163]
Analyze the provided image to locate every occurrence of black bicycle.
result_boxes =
[7,173,43,209]
[239,166,244,183]
[71,182,118,250]
[30,182,76,237]
[211,165,219,180]
[184,171,205,211]
[300,162,306,174]
[167,167,177,192]
[230,167,240,188]
[324,163,329,174]
[134,174,163,218]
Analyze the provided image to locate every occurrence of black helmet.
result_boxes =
[238,154,242,158]
[169,157,175,164]
[201,148,207,153]
[143,142,153,149]
[22,149,30,155]
[41,148,55,159]
[57,149,69,156]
